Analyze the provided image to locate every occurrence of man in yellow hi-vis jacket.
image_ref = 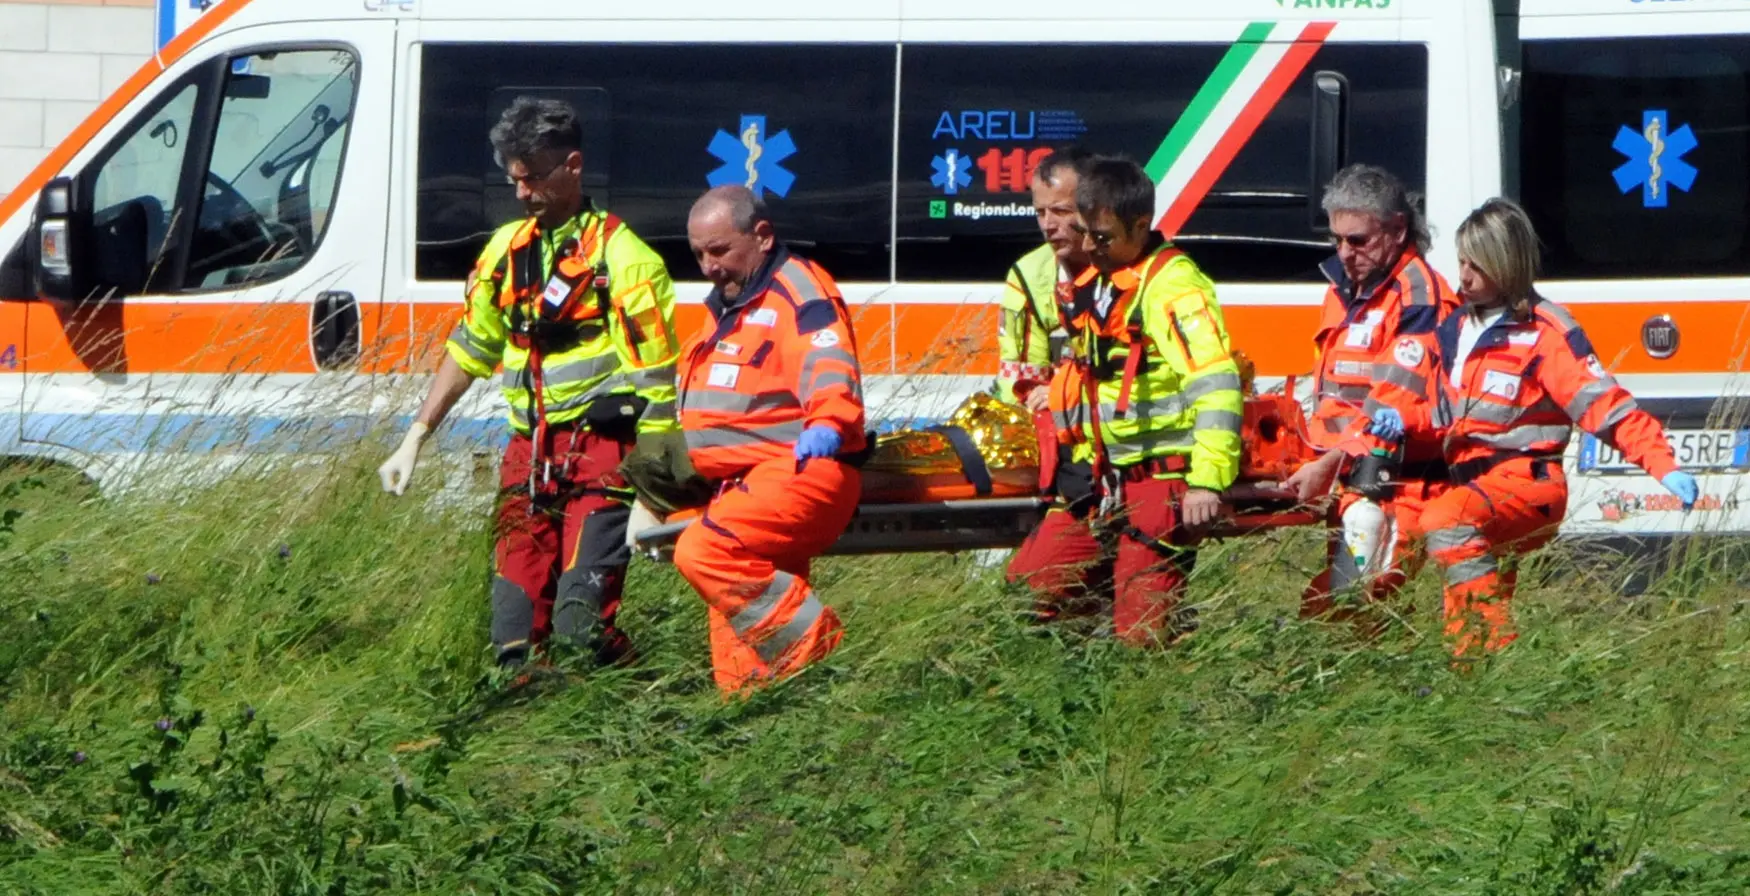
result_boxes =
[378,97,678,670]
[1007,157,1244,646]
[998,147,1093,411]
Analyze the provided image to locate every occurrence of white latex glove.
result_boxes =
[625,500,662,551]
[378,421,430,495]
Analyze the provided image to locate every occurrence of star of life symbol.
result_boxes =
[931,148,973,195]
[1612,109,1698,209]
[707,115,797,199]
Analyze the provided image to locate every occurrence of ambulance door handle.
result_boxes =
[310,290,361,371]
[1308,70,1349,232]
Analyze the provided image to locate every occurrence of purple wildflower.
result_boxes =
[155,718,173,732]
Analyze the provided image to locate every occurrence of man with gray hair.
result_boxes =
[1283,163,1460,627]
[378,96,679,672]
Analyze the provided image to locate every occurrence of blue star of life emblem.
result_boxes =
[1612,109,1698,209]
[931,148,973,195]
[706,115,797,199]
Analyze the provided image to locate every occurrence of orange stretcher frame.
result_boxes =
[632,390,1327,561]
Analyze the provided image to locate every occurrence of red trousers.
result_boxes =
[1420,459,1566,657]
[492,427,633,666]
[1006,474,1196,646]
[673,456,858,694]
[1301,478,1445,623]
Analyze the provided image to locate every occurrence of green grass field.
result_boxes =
[2,455,1749,894]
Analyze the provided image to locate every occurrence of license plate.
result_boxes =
[1578,429,1750,473]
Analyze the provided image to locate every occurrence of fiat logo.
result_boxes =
[1642,315,1679,360]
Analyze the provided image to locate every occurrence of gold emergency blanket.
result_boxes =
[860,392,1041,501]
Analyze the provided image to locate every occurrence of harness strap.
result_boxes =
[924,424,993,497]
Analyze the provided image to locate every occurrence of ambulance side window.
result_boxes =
[87,78,201,293]
[80,48,359,296]
[894,42,1428,284]
[415,42,896,283]
[1519,35,1750,279]
[184,50,358,290]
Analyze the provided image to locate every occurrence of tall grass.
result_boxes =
[2,453,1748,894]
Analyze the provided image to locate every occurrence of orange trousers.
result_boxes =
[673,456,858,693]
[1419,460,1566,657]
[1301,479,1444,625]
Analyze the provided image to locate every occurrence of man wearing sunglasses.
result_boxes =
[1007,157,1243,646]
[378,96,679,673]
[1283,163,1461,627]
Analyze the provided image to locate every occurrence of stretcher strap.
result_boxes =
[925,425,994,497]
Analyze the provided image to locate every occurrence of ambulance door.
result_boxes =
[17,20,399,465]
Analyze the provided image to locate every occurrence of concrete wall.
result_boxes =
[0,0,155,206]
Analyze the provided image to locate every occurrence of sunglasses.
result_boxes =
[1329,231,1378,249]
[1070,221,1119,249]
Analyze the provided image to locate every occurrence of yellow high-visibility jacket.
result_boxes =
[446,210,679,435]
[997,243,1067,404]
[1055,243,1242,491]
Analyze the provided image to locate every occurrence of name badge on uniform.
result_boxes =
[1507,330,1539,346]
[1481,369,1521,400]
[715,341,742,357]
[707,363,740,389]
[747,308,778,327]
[542,274,570,308]
[1343,310,1384,349]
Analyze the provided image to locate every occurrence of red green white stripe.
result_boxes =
[1146,20,1339,237]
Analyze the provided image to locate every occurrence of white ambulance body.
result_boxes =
[0,0,1742,546]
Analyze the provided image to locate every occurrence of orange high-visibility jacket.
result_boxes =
[1310,249,1458,458]
[1359,298,1678,478]
[677,248,867,481]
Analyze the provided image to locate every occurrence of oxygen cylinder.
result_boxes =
[1341,497,1394,577]
[1340,447,1400,577]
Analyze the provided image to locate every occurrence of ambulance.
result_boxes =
[1,0,1746,553]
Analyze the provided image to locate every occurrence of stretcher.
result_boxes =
[632,388,1327,562]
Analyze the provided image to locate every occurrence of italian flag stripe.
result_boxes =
[1149,20,1338,237]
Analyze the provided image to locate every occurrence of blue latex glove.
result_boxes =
[1366,407,1405,442]
[794,424,842,462]
[1661,470,1699,511]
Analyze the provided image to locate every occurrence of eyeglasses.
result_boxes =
[504,159,566,188]
[1329,231,1378,249]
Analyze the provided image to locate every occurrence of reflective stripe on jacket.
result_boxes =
[1309,249,1458,457]
[676,248,867,480]
[1358,298,1679,478]
[1061,243,1244,492]
[445,210,679,435]
[997,244,1069,404]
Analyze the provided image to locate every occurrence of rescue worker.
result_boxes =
[377,97,679,670]
[672,185,867,694]
[1283,164,1461,623]
[1006,157,1244,645]
[1356,198,1697,656]
[999,148,1104,621]
[999,147,1095,411]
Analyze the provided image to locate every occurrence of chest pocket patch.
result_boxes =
[1165,294,1229,371]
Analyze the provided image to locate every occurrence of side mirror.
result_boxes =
[33,177,88,300]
